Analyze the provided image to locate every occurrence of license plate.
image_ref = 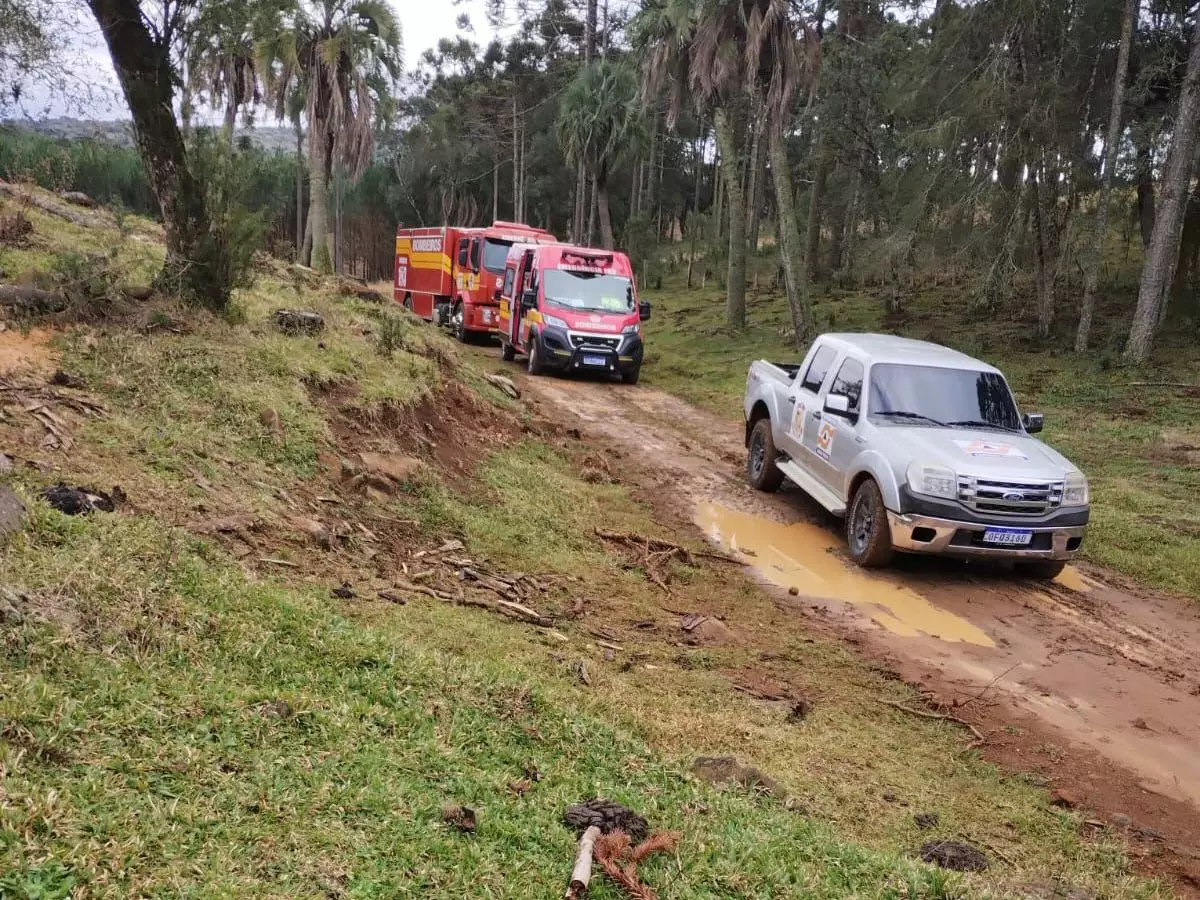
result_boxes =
[582,354,607,367]
[982,527,1033,546]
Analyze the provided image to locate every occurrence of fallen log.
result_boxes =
[484,373,521,399]
[0,180,108,228]
[565,825,601,900]
[495,598,551,626]
[0,285,67,314]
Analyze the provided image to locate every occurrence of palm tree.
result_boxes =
[745,0,819,345]
[557,60,646,250]
[632,0,751,330]
[186,2,262,146]
[260,0,402,273]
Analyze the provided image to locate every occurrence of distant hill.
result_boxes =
[3,118,298,154]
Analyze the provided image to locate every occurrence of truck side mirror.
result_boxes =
[639,300,651,322]
[825,393,852,415]
[1023,412,1044,434]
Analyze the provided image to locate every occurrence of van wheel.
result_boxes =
[527,332,545,376]
[747,418,784,492]
[1016,560,1066,581]
[620,365,641,385]
[452,302,468,342]
[500,340,515,362]
[402,293,413,311]
[847,479,894,567]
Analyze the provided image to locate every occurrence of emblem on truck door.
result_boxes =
[816,421,836,460]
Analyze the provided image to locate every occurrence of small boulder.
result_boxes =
[349,452,423,494]
[691,756,778,795]
[289,516,331,548]
[919,840,988,872]
[0,484,26,538]
[273,309,324,335]
[260,407,284,440]
[1050,788,1080,809]
[683,616,736,646]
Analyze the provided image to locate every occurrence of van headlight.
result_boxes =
[542,314,568,330]
[907,462,957,499]
[622,323,640,335]
[1063,471,1089,506]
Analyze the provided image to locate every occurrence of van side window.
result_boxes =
[469,238,481,271]
[502,266,515,297]
[829,358,865,410]
[801,345,838,393]
[457,238,469,267]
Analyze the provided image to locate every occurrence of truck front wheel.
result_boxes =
[847,479,895,567]
[527,332,545,375]
[747,418,784,492]
[452,302,468,343]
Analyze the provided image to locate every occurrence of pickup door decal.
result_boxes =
[789,400,807,439]
[815,420,836,460]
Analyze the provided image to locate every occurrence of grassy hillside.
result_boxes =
[640,258,1200,599]
[0,194,1165,897]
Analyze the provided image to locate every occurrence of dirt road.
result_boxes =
[503,363,1200,887]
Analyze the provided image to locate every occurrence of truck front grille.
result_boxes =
[957,477,1063,516]
[569,334,620,351]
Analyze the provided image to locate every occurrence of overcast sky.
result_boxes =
[15,0,498,121]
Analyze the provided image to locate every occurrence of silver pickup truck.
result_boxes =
[743,333,1089,579]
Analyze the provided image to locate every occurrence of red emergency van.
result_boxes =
[497,242,651,384]
[393,221,557,341]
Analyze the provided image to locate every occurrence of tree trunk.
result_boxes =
[1076,0,1136,351]
[596,171,614,250]
[1031,165,1055,338]
[745,103,766,259]
[295,119,304,261]
[769,123,811,346]
[222,96,237,148]
[803,127,830,290]
[1134,125,1156,250]
[308,124,332,273]
[713,105,747,329]
[1125,22,1200,362]
[86,0,225,307]
[587,173,597,244]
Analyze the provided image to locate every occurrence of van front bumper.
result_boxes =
[886,511,1086,561]
[537,327,643,376]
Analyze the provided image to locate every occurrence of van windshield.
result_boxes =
[543,269,634,314]
[483,239,512,274]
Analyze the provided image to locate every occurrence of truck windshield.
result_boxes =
[543,269,634,313]
[483,239,512,274]
[869,364,1021,432]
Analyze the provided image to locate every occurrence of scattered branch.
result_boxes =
[877,699,984,741]
[565,825,601,899]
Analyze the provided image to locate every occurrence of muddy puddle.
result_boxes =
[695,501,995,646]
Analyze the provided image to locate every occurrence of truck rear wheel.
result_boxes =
[847,478,895,567]
[1016,560,1066,581]
[747,418,784,492]
[500,339,515,362]
[452,302,468,343]
[402,293,413,311]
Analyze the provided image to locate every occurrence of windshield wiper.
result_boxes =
[946,419,1019,433]
[874,411,946,426]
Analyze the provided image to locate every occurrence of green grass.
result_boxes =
[639,257,1200,598]
[0,191,1167,897]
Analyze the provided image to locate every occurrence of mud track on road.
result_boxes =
[503,364,1200,892]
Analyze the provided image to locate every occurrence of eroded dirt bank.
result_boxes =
[503,363,1200,892]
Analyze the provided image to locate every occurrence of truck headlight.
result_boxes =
[907,462,957,499]
[622,323,640,335]
[1063,471,1089,506]
[542,314,568,330]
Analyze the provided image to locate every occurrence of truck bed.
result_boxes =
[752,360,801,383]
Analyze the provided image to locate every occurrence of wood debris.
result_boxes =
[0,375,106,450]
[484,372,521,399]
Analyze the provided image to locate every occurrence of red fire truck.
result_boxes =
[393,221,557,341]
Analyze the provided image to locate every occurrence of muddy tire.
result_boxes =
[847,478,895,567]
[621,365,641,385]
[452,302,468,343]
[746,418,784,492]
[1016,559,1067,581]
[500,340,515,362]
[527,332,545,376]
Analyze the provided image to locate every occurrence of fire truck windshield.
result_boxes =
[482,239,512,274]
[543,269,634,314]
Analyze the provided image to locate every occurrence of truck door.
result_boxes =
[779,343,837,460]
[809,356,865,496]
[514,249,537,350]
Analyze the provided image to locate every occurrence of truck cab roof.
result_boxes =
[817,333,1000,373]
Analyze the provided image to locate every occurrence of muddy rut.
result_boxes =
[503,364,1200,886]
